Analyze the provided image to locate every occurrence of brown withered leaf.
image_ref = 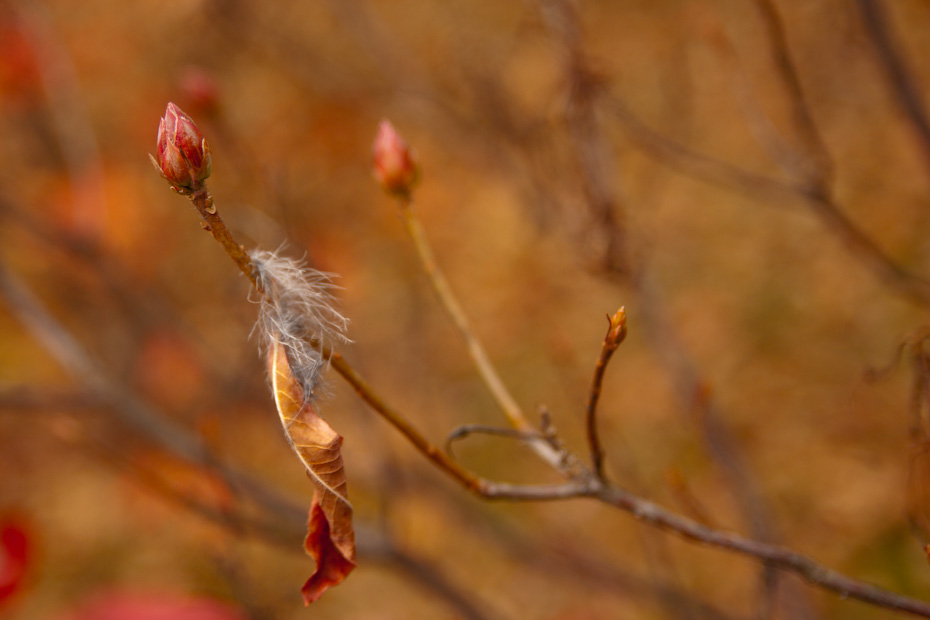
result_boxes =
[268,340,356,604]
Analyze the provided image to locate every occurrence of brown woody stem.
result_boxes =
[585,311,625,480]
[167,181,930,618]
[188,186,264,294]
[325,348,489,495]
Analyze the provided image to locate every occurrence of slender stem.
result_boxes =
[445,424,544,457]
[608,95,930,307]
[169,182,930,617]
[398,199,528,430]
[754,0,833,185]
[326,349,487,494]
[856,0,930,175]
[397,198,572,472]
[188,187,263,293]
[585,309,626,480]
[180,185,539,498]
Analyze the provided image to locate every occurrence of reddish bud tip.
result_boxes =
[371,120,419,198]
[151,102,212,191]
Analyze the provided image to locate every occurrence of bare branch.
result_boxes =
[856,0,930,176]
[187,187,265,293]
[608,96,930,307]
[584,308,626,480]
[754,0,834,185]
[327,307,930,616]
[325,349,501,496]
[539,0,630,275]
[445,424,546,458]
[396,199,568,472]
[0,256,503,620]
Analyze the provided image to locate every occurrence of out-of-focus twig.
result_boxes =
[0,261,210,462]
[0,258,503,620]
[173,190,930,619]
[538,3,786,616]
[706,21,807,185]
[608,95,930,307]
[855,0,930,176]
[13,0,107,242]
[539,0,630,276]
[754,0,833,186]
[368,543,501,620]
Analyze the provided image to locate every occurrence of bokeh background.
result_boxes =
[2,0,930,618]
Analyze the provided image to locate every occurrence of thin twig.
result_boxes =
[326,348,590,501]
[187,186,263,293]
[585,308,626,480]
[754,0,833,186]
[445,424,545,458]
[855,0,930,176]
[706,20,807,184]
[608,95,930,307]
[397,199,527,429]
[0,255,503,620]
[14,0,107,240]
[328,320,930,615]
[325,348,491,495]
[396,199,569,473]
[164,155,930,617]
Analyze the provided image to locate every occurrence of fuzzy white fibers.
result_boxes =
[250,248,349,401]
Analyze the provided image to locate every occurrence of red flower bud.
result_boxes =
[151,102,212,191]
[371,120,419,197]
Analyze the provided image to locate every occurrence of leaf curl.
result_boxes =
[269,339,355,603]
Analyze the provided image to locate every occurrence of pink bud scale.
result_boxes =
[151,102,212,192]
[371,120,419,198]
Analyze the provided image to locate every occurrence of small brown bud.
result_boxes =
[607,306,627,348]
[371,120,419,198]
[151,102,212,191]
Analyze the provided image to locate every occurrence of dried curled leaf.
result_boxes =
[269,340,356,603]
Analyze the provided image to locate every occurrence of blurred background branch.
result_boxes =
[3,1,930,619]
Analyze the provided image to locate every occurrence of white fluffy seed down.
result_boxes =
[250,248,349,401]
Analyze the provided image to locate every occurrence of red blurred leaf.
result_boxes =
[54,590,248,620]
[0,516,30,606]
[268,340,356,603]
